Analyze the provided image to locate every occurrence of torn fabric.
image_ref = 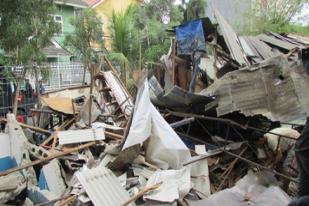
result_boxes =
[144,167,191,203]
[122,81,191,169]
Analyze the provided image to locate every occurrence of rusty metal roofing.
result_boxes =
[76,166,132,206]
[58,128,105,145]
[82,0,102,7]
[258,34,299,50]
[203,54,309,122]
[55,0,88,8]
[214,9,249,67]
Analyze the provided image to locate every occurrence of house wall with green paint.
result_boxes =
[48,4,81,63]
[54,5,79,45]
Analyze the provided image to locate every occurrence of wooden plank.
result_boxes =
[51,130,59,151]
[0,141,97,177]
[40,118,76,146]
[121,183,161,206]
[172,38,176,85]
[19,122,51,134]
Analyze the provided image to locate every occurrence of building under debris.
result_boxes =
[0,10,308,206]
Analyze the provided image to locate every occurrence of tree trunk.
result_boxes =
[139,43,142,71]
[88,64,93,126]
[13,80,20,116]
[82,64,87,85]
[34,65,41,107]
[13,69,26,116]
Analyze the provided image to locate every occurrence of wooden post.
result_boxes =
[0,141,97,177]
[124,61,127,88]
[13,81,20,116]
[121,183,161,206]
[19,122,51,134]
[213,24,218,79]
[13,69,26,116]
[139,42,142,71]
[88,64,93,126]
[34,65,41,107]
[172,37,176,86]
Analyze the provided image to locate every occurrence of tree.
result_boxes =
[108,0,186,88]
[0,0,60,114]
[0,0,59,65]
[243,0,307,34]
[109,1,183,69]
[184,0,207,21]
[109,5,135,57]
[65,8,104,83]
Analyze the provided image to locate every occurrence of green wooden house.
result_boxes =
[42,0,88,63]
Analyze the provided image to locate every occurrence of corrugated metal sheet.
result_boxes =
[103,71,133,117]
[258,34,298,50]
[76,166,132,206]
[58,128,105,145]
[243,36,278,60]
[203,55,309,122]
[214,9,249,66]
[149,76,215,109]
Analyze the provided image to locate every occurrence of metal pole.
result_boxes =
[57,55,60,89]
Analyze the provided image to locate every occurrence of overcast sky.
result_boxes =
[292,3,309,26]
[174,1,309,26]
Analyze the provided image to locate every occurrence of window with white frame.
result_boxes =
[53,15,63,35]
[74,8,81,18]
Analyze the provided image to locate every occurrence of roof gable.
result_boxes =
[55,0,88,8]
[83,0,103,8]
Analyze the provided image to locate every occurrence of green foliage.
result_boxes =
[109,0,184,71]
[65,9,104,66]
[107,52,130,69]
[0,0,60,65]
[242,0,308,35]
[282,24,309,36]
[109,5,136,56]
[184,0,207,21]
[0,68,16,83]
[0,52,9,66]
[143,40,171,63]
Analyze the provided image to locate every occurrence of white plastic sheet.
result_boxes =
[122,81,191,169]
[187,158,210,198]
[144,167,191,203]
[187,170,291,206]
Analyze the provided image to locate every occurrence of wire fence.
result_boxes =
[0,63,88,117]
[42,62,90,91]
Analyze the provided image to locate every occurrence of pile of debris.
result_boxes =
[0,10,308,206]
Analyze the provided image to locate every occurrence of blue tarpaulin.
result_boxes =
[176,20,206,55]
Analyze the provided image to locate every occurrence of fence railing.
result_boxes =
[42,62,90,91]
[0,63,88,116]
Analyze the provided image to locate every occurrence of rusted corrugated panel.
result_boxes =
[287,34,309,45]
[204,55,309,122]
[76,166,132,206]
[214,10,249,66]
[258,34,298,51]
[245,36,278,60]
[103,71,133,117]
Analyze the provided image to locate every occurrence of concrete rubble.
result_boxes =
[0,11,308,206]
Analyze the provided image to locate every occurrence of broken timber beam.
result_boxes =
[217,147,247,191]
[0,141,98,177]
[1,120,52,135]
[223,150,298,183]
[121,183,162,206]
[168,110,298,140]
[40,117,76,146]
[105,131,123,140]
